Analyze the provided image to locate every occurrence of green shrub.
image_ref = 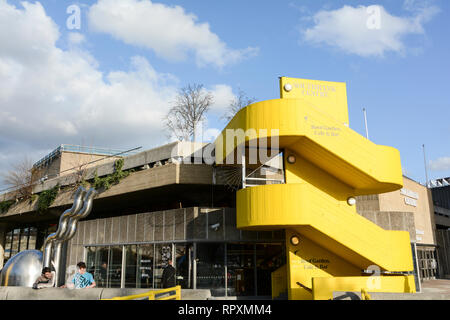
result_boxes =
[92,159,130,191]
[37,184,60,214]
[0,200,14,213]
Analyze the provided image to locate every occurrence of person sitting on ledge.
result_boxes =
[32,267,55,289]
[71,261,96,289]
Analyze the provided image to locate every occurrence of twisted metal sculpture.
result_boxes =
[42,186,97,285]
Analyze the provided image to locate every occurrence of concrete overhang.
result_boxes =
[0,163,231,224]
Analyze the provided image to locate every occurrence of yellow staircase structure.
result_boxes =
[215,77,415,300]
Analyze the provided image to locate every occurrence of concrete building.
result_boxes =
[429,178,450,280]
[0,140,440,296]
[0,142,285,297]
[0,77,441,299]
[356,176,438,285]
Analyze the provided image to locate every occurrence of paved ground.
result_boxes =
[370,279,450,300]
[421,279,450,295]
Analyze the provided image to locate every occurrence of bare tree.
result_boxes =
[222,88,256,122]
[164,84,214,141]
[2,157,36,200]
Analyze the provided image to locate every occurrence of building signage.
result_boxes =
[400,188,419,200]
[401,188,418,207]
[404,197,417,207]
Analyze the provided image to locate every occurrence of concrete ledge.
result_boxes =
[370,292,450,300]
[0,287,211,300]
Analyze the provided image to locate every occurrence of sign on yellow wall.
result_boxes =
[279,77,349,126]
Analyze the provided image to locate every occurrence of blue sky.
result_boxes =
[0,0,449,191]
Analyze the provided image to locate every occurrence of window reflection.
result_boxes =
[176,244,193,289]
[80,241,284,295]
[11,229,20,257]
[227,243,255,296]
[137,245,154,288]
[2,226,40,264]
[155,244,172,288]
[197,243,225,296]
[256,243,284,296]
[108,246,123,288]
[4,231,12,260]
[86,247,109,288]
[125,245,137,288]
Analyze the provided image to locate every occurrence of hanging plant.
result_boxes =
[37,184,60,214]
[92,159,131,191]
[0,200,14,214]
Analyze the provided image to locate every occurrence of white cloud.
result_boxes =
[0,0,241,191]
[68,32,85,46]
[301,4,439,57]
[208,84,235,114]
[430,157,450,172]
[88,0,258,68]
[0,1,177,185]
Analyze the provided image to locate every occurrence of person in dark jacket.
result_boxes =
[161,259,176,288]
[32,267,55,289]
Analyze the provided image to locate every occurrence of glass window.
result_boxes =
[227,243,255,296]
[85,247,109,288]
[28,228,37,250]
[137,244,154,288]
[108,246,123,288]
[19,228,29,251]
[11,229,20,257]
[96,248,110,288]
[245,150,285,187]
[196,243,225,296]
[176,244,193,289]
[154,244,172,288]
[4,231,12,260]
[255,243,284,296]
[86,247,97,275]
[125,245,138,288]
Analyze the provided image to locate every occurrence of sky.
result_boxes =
[0,0,449,191]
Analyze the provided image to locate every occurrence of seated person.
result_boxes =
[71,261,96,289]
[32,267,55,289]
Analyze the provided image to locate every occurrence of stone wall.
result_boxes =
[358,210,416,241]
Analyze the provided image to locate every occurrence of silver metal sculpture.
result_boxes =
[43,186,97,285]
[0,250,43,287]
[0,186,97,287]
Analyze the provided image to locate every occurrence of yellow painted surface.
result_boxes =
[279,77,349,126]
[312,275,416,300]
[102,286,181,300]
[215,98,402,195]
[216,77,415,300]
[271,264,287,299]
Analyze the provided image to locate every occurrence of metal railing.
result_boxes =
[102,286,181,300]
[33,144,139,168]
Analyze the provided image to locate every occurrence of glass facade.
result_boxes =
[70,207,286,297]
[137,245,154,288]
[84,241,284,297]
[2,227,38,263]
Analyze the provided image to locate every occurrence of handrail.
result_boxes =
[102,286,181,300]
[361,289,372,300]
